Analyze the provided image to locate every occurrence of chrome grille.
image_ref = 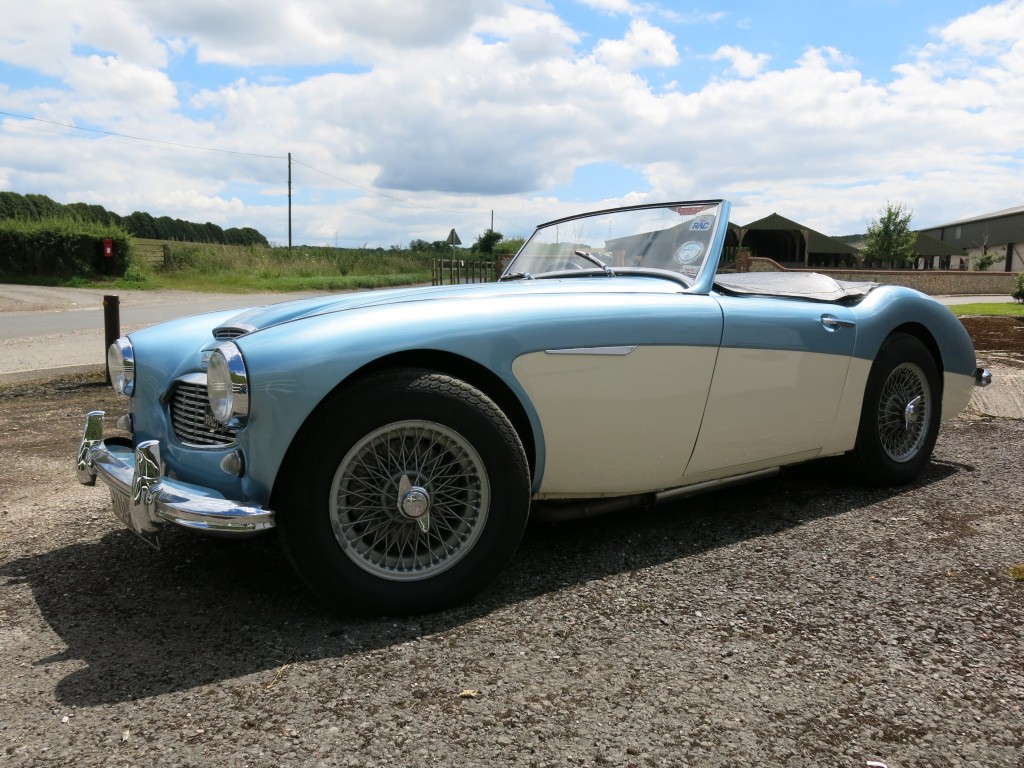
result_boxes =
[170,379,238,447]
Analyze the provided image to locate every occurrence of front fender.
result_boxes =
[234,299,572,504]
[851,286,976,376]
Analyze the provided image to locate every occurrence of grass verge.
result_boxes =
[948,303,1024,317]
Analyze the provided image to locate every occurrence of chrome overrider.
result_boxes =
[975,367,993,387]
[76,410,275,543]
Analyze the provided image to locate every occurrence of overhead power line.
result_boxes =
[0,110,285,159]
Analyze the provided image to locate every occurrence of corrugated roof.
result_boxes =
[925,204,1024,229]
[740,213,804,231]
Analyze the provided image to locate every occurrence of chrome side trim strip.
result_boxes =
[655,467,780,503]
[545,346,637,356]
[530,468,781,521]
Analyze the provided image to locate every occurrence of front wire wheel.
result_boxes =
[276,369,531,615]
[330,420,490,581]
[852,333,941,486]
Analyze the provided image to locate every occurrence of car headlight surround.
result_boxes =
[207,342,250,426]
[107,338,135,396]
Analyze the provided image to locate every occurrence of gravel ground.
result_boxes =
[1,340,1022,766]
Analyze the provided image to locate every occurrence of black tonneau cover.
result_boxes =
[714,272,879,302]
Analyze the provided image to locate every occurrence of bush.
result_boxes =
[493,237,525,256]
[1012,273,1024,303]
[0,217,131,279]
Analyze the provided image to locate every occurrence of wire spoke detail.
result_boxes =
[330,420,489,581]
[876,363,930,463]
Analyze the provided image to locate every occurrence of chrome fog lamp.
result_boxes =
[207,342,250,426]
[107,338,135,396]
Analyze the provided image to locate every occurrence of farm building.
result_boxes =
[726,213,860,269]
[918,205,1024,272]
[723,213,967,270]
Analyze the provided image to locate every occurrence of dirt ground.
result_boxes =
[959,315,1024,356]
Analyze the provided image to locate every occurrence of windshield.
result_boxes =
[505,201,725,285]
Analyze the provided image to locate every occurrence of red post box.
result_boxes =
[102,239,114,257]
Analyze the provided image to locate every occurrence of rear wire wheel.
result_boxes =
[276,368,531,614]
[851,333,941,486]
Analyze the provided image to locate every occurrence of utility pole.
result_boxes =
[288,152,292,251]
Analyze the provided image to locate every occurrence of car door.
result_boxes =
[683,295,857,479]
[512,293,723,497]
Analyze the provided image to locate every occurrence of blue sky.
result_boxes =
[1,0,1021,246]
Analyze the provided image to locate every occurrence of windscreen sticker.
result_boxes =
[675,241,704,265]
[689,216,713,231]
[673,205,713,216]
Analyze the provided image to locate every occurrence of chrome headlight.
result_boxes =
[107,338,135,396]
[207,342,250,426]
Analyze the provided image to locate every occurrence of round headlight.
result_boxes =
[207,342,249,426]
[107,338,135,396]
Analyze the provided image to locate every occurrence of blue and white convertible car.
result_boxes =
[77,200,991,613]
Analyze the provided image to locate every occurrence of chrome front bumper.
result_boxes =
[76,410,274,546]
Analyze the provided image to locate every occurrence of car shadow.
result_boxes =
[0,460,959,707]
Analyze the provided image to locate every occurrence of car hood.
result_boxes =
[214,278,683,335]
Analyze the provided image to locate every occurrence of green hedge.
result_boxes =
[0,218,131,279]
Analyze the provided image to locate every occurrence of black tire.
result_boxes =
[276,368,531,614]
[851,333,941,486]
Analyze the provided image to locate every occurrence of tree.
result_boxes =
[472,229,503,255]
[861,202,917,269]
[24,193,61,219]
[124,211,156,238]
[225,226,268,246]
[973,251,1000,272]
[0,190,269,243]
[1012,273,1024,303]
[972,231,1000,271]
[408,238,435,253]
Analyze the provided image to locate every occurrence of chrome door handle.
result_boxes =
[821,314,856,331]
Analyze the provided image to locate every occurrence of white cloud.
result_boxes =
[935,0,1024,54]
[710,45,770,77]
[136,0,507,66]
[660,9,727,25]
[472,5,581,62]
[64,56,179,113]
[0,0,169,75]
[594,18,678,70]
[576,0,638,13]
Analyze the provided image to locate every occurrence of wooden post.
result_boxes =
[103,295,120,385]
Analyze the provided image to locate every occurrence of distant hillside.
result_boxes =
[0,191,268,247]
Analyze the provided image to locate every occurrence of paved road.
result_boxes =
[0,285,329,335]
[0,285,327,383]
[0,284,1015,383]
[936,294,1015,306]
